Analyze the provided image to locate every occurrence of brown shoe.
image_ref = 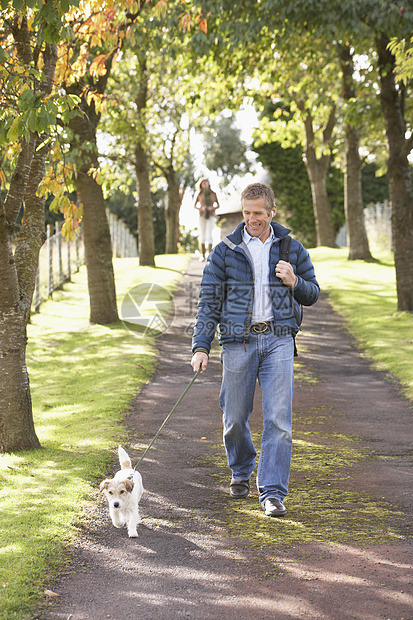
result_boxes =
[229,478,250,499]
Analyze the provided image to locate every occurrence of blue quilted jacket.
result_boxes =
[192,222,320,353]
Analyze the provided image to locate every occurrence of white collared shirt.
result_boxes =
[242,226,274,323]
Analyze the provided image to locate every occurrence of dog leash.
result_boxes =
[133,366,202,471]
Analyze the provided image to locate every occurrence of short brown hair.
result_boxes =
[241,183,275,214]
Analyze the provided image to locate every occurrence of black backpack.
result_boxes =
[279,235,302,357]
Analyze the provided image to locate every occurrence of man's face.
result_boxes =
[242,197,276,239]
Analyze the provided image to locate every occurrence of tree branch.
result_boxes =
[401,132,413,159]
[152,158,168,176]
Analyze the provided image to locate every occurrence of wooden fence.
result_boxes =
[32,212,137,313]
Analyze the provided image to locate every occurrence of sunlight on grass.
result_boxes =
[2,247,411,618]
[310,248,413,400]
[0,253,191,620]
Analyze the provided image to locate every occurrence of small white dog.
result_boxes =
[100,446,144,538]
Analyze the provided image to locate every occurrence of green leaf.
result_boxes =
[7,117,23,143]
[36,108,50,134]
[36,135,53,151]
[43,22,62,44]
[18,89,36,112]
[60,25,76,43]
[49,196,60,212]
[66,94,81,109]
[27,109,38,133]
[61,110,71,124]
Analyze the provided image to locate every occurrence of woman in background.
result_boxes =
[193,177,220,261]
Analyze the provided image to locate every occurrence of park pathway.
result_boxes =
[39,258,412,620]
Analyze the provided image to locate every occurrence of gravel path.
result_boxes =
[39,258,412,620]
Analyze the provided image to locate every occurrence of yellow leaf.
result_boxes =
[89,53,108,77]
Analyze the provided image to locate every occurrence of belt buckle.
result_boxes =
[252,322,268,334]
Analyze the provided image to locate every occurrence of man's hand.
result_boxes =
[275,260,298,288]
[191,351,208,373]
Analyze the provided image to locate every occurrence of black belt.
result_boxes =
[250,320,275,334]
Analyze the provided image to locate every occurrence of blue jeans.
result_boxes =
[219,332,294,504]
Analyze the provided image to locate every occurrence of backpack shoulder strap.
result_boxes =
[279,235,291,262]
[278,235,302,356]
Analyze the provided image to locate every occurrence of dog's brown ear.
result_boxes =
[99,480,110,492]
[124,479,134,493]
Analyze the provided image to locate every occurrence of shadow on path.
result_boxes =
[40,258,412,620]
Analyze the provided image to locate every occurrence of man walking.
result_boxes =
[190,182,319,517]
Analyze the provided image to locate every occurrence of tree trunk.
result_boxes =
[0,311,39,451]
[304,153,337,247]
[165,169,182,254]
[300,108,337,247]
[135,143,155,266]
[376,34,413,312]
[0,207,39,450]
[133,54,155,266]
[69,111,118,324]
[75,171,119,323]
[14,142,48,320]
[344,127,373,260]
[0,139,50,451]
[339,45,373,261]
[0,33,57,452]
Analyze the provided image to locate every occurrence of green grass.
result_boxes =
[309,247,413,401]
[1,246,412,618]
[198,422,410,549]
[0,254,191,620]
[193,247,412,550]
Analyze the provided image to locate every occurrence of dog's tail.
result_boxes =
[118,445,132,470]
